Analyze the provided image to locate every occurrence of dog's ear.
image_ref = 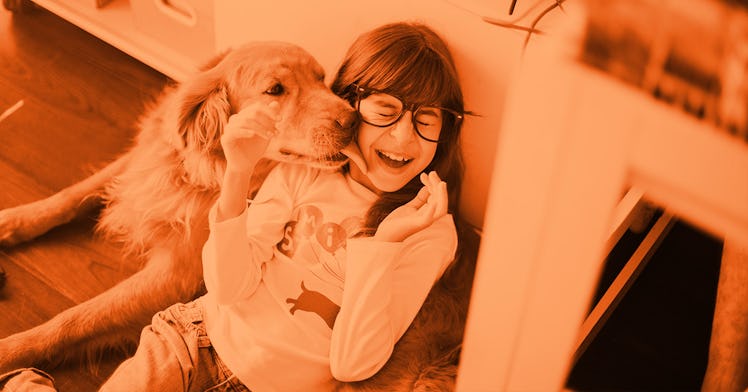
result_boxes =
[176,53,232,153]
[199,49,230,72]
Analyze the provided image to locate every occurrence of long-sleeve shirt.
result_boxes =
[201,162,458,392]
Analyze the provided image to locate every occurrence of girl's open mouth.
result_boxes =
[376,150,412,168]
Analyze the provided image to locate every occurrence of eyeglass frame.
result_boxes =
[351,84,464,143]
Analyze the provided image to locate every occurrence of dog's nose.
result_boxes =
[335,109,358,130]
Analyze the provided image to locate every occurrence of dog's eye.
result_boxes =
[265,83,285,96]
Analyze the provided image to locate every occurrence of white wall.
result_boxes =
[213,0,527,229]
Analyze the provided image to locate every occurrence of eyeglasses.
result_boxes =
[352,84,463,143]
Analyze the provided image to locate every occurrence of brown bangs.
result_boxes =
[360,44,462,112]
[331,23,465,118]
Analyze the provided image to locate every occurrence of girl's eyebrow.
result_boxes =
[417,107,441,116]
[370,98,400,109]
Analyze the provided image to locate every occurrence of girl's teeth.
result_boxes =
[381,151,408,161]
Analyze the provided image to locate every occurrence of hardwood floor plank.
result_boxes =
[0,4,169,390]
[0,254,126,391]
[0,89,131,192]
[0,6,168,192]
[0,254,75,334]
[0,159,54,206]
[6,225,134,305]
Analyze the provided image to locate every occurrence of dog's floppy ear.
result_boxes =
[177,52,232,153]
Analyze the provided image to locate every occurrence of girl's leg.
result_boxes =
[0,300,246,392]
[99,299,248,392]
[0,368,56,391]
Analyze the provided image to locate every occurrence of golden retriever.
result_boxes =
[0,41,357,373]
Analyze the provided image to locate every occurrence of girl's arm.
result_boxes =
[215,101,280,222]
[202,165,295,304]
[330,172,456,381]
[202,102,286,303]
[329,215,458,381]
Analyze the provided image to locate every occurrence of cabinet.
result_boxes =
[17,0,211,81]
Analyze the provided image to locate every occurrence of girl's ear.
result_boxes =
[176,53,232,153]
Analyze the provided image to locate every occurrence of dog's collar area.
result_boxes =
[275,149,348,170]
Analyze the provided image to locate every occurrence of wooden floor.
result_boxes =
[0,4,725,392]
[0,4,168,391]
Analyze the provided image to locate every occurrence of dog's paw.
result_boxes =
[0,204,52,247]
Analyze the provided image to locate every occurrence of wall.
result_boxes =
[212,0,527,229]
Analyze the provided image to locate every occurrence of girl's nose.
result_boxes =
[389,111,417,144]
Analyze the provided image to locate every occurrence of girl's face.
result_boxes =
[349,111,438,193]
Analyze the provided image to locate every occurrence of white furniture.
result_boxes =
[22,0,204,81]
[456,2,748,390]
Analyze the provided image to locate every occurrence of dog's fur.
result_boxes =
[0,41,478,391]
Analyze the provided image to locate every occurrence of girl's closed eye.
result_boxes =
[416,116,437,126]
[374,110,399,120]
[415,113,442,130]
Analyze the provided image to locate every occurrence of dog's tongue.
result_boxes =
[341,142,367,174]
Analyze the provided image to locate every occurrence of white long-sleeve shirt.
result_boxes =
[201,163,458,392]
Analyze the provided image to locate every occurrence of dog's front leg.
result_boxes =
[0,244,204,374]
[0,154,131,247]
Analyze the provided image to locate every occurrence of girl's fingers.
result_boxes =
[226,125,276,141]
[428,171,441,187]
[415,171,447,221]
[245,126,277,140]
[434,181,448,217]
[228,102,281,130]
[231,112,276,131]
[267,101,282,121]
[226,109,279,141]
[234,130,274,142]
[235,101,281,121]
[423,192,446,221]
[406,186,430,209]
[414,200,436,224]
[421,171,443,191]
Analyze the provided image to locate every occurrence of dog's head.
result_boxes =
[173,41,358,179]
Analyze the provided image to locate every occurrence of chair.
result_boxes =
[455,1,748,390]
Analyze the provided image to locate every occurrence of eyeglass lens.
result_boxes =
[358,92,445,142]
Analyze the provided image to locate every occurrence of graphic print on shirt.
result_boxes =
[276,204,361,265]
[286,281,341,329]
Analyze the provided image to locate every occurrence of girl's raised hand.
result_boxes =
[374,171,448,242]
[221,101,281,173]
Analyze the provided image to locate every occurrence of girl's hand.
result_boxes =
[374,171,448,242]
[221,101,281,173]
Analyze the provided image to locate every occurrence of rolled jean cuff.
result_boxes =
[0,368,56,391]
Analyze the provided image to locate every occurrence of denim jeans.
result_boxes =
[0,299,250,392]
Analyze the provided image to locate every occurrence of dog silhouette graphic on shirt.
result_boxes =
[286,281,340,329]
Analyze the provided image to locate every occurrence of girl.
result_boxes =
[2,21,466,392]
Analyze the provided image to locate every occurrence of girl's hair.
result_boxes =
[331,22,466,235]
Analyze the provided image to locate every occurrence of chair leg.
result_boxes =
[572,212,676,366]
[702,239,748,392]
